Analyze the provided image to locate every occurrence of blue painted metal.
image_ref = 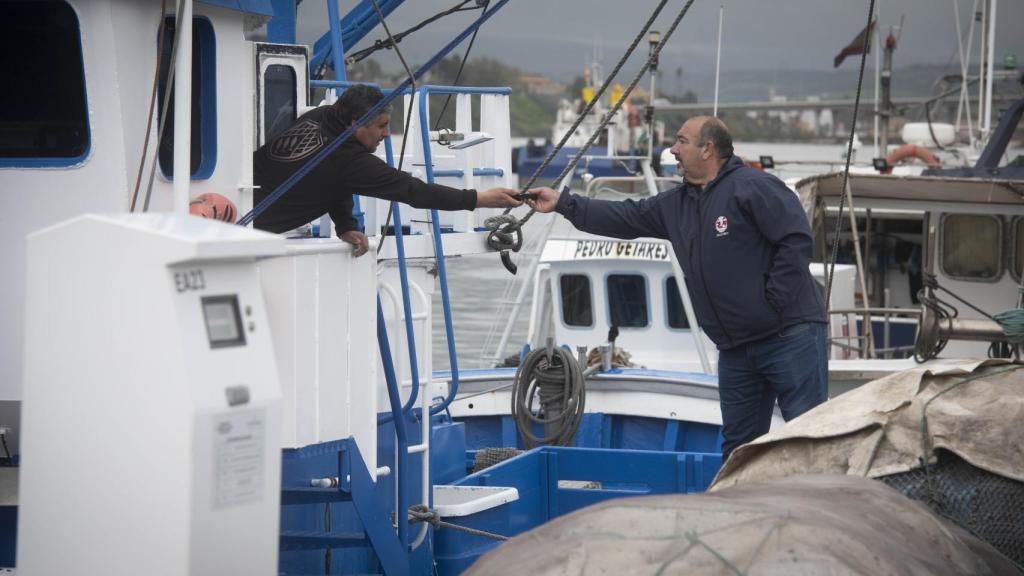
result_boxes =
[309,0,405,76]
[458,412,722,454]
[377,297,410,548]
[473,167,504,177]
[324,0,367,231]
[430,419,467,485]
[266,0,296,43]
[0,505,14,568]
[238,0,512,227]
[326,0,347,82]
[197,0,275,16]
[434,446,722,575]
[515,143,638,182]
[279,437,409,575]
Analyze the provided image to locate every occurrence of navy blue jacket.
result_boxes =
[556,155,826,349]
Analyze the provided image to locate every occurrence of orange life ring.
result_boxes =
[882,144,940,174]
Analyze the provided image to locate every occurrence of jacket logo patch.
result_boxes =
[268,118,323,162]
[714,215,729,237]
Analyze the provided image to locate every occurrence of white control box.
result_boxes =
[18,214,285,575]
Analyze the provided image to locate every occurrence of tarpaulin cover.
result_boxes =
[466,474,1019,575]
[710,360,1024,489]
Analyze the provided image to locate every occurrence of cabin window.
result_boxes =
[158,16,217,179]
[0,1,90,166]
[1013,218,1024,282]
[607,274,648,328]
[263,64,297,143]
[940,214,1001,281]
[665,277,690,329]
[560,275,593,327]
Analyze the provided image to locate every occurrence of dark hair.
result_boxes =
[697,117,734,158]
[333,84,390,127]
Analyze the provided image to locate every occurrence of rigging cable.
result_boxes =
[369,0,418,258]
[142,0,188,212]
[824,0,877,311]
[346,0,481,66]
[130,0,169,212]
[484,0,697,273]
[432,0,490,131]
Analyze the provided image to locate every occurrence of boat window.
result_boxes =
[665,277,690,329]
[264,64,297,143]
[607,274,648,328]
[940,214,1001,281]
[560,275,593,327]
[157,16,217,179]
[0,1,90,166]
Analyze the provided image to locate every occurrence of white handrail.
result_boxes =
[172,0,192,213]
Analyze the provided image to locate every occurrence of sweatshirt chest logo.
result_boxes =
[268,118,323,162]
[714,215,729,237]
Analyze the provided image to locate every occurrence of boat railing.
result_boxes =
[584,175,682,197]
[828,307,921,359]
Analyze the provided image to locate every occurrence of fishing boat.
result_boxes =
[0,1,730,574]
[2,0,1020,573]
[514,62,663,182]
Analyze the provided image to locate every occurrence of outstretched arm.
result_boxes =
[345,153,520,210]
[529,186,670,240]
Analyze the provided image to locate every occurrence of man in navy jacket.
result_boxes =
[528,116,828,460]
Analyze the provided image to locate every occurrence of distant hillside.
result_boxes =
[340,57,1021,140]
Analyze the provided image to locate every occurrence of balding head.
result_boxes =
[689,116,734,160]
[671,116,733,187]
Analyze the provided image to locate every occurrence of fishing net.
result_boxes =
[879,449,1024,566]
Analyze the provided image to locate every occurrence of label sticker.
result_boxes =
[213,409,265,508]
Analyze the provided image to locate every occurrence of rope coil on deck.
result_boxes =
[511,347,586,448]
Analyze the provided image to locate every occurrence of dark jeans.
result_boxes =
[717,322,828,460]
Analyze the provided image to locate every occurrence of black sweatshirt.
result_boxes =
[253,106,477,235]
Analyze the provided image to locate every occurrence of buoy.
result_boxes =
[882,144,941,174]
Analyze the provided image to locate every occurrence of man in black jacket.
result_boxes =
[254,84,521,256]
[528,116,828,460]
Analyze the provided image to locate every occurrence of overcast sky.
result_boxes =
[297,1,1024,82]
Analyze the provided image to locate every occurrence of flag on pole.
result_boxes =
[833,18,876,68]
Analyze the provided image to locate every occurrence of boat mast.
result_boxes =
[173,0,193,213]
[879,26,895,155]
[981,0,997,142]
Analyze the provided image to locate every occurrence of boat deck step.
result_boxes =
[279,530,367,550]
[280,486,353,505]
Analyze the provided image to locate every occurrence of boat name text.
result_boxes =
[573,240,669,260]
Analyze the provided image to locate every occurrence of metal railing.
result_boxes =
[828,307,921,359]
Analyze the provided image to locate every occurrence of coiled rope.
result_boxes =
[485,0,698,273]
[511,347,586,448]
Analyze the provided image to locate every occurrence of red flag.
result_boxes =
[833,18,876,68]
